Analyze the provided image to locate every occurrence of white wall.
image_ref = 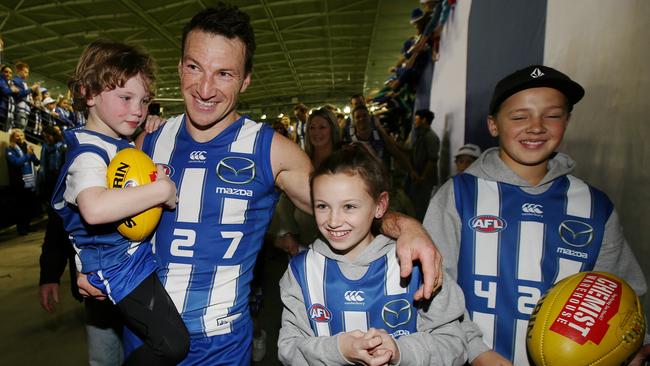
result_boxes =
[545,0,650,315]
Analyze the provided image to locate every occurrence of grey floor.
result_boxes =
[0,219,286,365]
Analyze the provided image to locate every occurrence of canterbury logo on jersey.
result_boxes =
[344,291,365,303]
[522,203,543,215]
[189,150,207,161]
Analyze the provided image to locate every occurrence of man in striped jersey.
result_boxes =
[79,3,442,364]
[423,65,649,366]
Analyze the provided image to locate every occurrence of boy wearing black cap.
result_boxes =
[423,65,648,365]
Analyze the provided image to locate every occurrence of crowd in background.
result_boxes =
[1,61,84,141]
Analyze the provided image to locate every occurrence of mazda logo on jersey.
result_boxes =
[559,220,594,247]
[216,157,256,185]
[309,303,331,323]
[381,299,412,328]
[469,215,507,233]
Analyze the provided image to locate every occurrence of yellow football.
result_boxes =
[527,271,645,366]
[106,148,162,241]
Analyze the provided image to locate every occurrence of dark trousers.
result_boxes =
[117,273,190,366]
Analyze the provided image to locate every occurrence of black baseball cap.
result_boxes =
[489,65,585,115]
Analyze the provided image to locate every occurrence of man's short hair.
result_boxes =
[68,40,156,112]
[415,109,434,124]
[352,104,369,115]
[14,61,28,72]
[293,103,308,113]
[182,2,256,75]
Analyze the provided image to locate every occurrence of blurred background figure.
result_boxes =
[5,128,39,235]
[454,143,481,174]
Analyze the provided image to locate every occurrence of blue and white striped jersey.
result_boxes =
[453,173,613,365]
[52,128,157,303]
[142,115,279,338]
[290,245,420,339]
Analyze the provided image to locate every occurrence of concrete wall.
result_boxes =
[545,0,650,316]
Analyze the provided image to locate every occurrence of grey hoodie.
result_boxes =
[423,147,648,362]
[278,235,468,366]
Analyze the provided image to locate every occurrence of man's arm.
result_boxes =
[271,132,313,214]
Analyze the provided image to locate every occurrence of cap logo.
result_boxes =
[530,68,544,78]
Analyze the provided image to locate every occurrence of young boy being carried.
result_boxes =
[279,143,467,366]
[424,65,648,365]
[51,40,189,365]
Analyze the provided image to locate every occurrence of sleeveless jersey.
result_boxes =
[51,128,157,303]
[290,245,420,339]
[453,173,613,365]
[142,115,279,338]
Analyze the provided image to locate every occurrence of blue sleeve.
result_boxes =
[0,80,13,95]
[12,78,31,99]
[5,147,30,166]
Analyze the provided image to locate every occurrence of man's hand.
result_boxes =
[39,283,60,313]
[77,273,106,300]
[382,211,443,300]
[629,344,650,366]
[274,234,301,257]
[142,115,166,134]
[471,350,513,366]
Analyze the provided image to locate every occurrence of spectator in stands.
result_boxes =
[55,97,74,129]
[272,119,289,137]
[405,109,440,221]
[1,65,19,130]
[37,125,65,201]
[454,143,481,174]
[342,94,366,142]
[351,105,416,217]
[292,103,308,149]
[5,128,40,235]
[12,61,40,129]
[42,97,58,117]
[336,112,346,140]
[270,108,342,256]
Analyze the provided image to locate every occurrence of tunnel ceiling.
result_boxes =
[0,0,413,116]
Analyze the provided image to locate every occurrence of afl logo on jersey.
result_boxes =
[123,179,138,188]
[216,157,256,185]
[309,304,331,323]
[470,215,507,233]
[160,164,174,178]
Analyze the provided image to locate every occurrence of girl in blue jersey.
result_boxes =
[52,40,188,365]
[278,143,467,366]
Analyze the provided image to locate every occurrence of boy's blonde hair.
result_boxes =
[68,40,156,112]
